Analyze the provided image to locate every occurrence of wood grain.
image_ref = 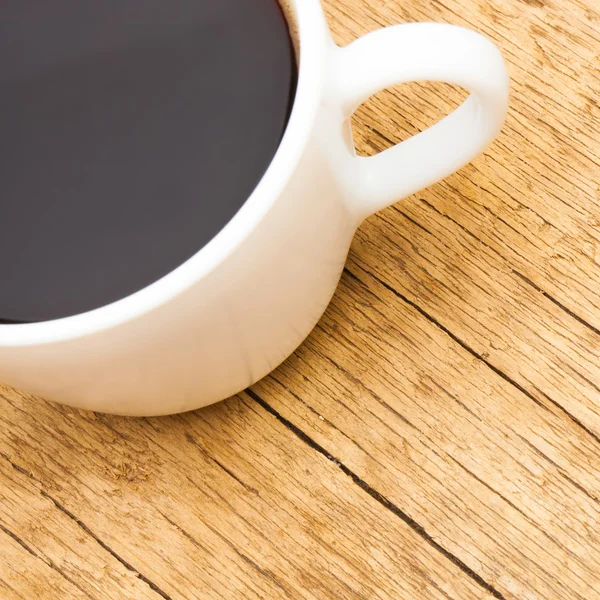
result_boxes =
[0,389,487,600]
[1,0,599,598]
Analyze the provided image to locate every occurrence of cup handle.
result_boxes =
[332,23,509,219]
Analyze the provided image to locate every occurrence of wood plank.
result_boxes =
[0,456,163,599]
[0,387,486,600]
[250,3,600,599]
[254,269,600,599]
[2,0,600,598]
[0,528,87,600]
[322,0,600,434]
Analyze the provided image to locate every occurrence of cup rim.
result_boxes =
[0,0,327,347]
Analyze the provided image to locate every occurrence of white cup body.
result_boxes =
[0,1,509,415]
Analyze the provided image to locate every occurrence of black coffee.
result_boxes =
[0,0,296,323]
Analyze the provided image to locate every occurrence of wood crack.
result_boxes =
[529,382,600,447]
[513,270,600,338]
[0,578,26,600]
[516,434,600,505]
[42,492,173,600]
[200,519,297,600]
[157,512,283,599]
[443,455,595,576]
[345,266,600,451]
[267,373,376,460]
[0,521,95,599]
[308,341,419,432]
[0,452,172,600]
[245,389,507,600]
[184,430,259,496]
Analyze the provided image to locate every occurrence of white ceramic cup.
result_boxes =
[0,0,509,415]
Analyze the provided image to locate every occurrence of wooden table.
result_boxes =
[2,0,599,598]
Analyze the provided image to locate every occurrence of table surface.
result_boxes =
[2,0,600,598]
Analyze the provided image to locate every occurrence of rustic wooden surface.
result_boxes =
[1,0,599,598]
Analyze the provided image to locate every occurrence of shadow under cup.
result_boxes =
[0,0,299,324]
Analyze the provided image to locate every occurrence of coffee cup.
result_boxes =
[0,0,509,415]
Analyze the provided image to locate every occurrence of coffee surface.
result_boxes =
[0,0,295,322]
